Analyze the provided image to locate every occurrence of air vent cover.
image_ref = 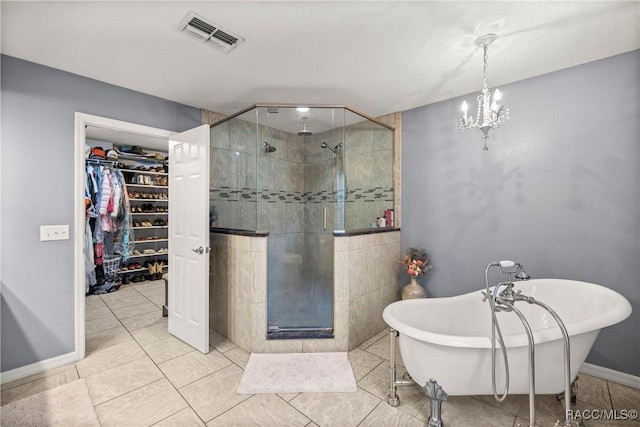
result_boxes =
[180,12,244,53]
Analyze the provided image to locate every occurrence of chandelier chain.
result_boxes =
[483,45,489,92]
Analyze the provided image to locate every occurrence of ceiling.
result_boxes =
[2,1,639,120]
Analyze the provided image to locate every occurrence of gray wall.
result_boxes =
[401,50,640,376]
[1,55,201,372]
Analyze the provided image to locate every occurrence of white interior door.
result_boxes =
[168,125,210,353]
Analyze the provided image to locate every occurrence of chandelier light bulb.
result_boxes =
[493,88,502,101]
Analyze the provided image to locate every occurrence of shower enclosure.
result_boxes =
[209,105,394,340]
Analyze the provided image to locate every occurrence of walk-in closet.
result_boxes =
[84,127,170,310]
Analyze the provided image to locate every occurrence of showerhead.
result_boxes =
[298,117,312,136]
[515,264,531,281]
[320,141,336,153]
[263,141,276,153]
[320,142,342,154]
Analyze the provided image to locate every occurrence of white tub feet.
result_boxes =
[423,378,448,427]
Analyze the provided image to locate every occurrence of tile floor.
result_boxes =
[2,280,639,426]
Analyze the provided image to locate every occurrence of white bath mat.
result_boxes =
[237,352,357,394]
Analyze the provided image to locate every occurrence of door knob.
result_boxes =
[191,246,204,255]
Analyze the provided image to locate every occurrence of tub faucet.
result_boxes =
[482,261,529,304]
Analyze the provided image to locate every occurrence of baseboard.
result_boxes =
[580,363,640,389]
[0,352,77,385]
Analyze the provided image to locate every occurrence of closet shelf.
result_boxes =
[131,212,168,216]
[121,170,167,176]
[119,267,148,274]
[134,238,168,243]
[129,198,168,202]
[117,153,167,164]
[118,265,168,275]
[128,253,168,259]
[127,184,168,189]
[132,226,167,230]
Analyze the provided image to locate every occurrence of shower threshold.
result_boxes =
[267,326,334,340]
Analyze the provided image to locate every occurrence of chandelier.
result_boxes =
[456,33,509,151]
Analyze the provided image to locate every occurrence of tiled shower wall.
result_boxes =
[335,231,401,348]
[209,232,266,352]
[343,120,395,229]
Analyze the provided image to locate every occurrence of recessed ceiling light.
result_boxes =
[296,107,310,113]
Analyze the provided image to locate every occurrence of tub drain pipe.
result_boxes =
[387,328,413,407]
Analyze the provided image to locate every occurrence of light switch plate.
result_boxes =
[40,225,70,241]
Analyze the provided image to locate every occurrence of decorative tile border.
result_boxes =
[210,187,393,203]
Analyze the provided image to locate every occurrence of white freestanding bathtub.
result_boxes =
[382,279,632,396]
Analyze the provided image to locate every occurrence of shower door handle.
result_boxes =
[323,207,327,231]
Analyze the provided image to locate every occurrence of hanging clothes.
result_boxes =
[99,167,115,232]
[85,218,97,293]
[85,161,132,294]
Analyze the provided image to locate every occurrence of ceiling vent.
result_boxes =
[180,12,244,53]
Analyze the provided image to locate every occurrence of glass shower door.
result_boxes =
[260,106,343,339]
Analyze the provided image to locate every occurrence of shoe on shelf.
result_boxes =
[155,261,164,280]
[146,263,156,281]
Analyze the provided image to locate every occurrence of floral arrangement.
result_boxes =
[399,247,431,277]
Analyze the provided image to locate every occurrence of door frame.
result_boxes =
[73,113,174,360]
